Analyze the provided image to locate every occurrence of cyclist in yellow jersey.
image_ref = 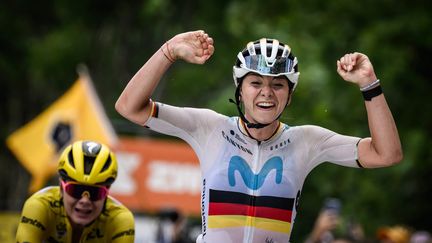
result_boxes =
[16,140,135,243]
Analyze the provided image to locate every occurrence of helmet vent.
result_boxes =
[277,48,285,57]
[104,177,115,185]
[59,169,72,181]
[67,150,75,168]
[84,155,96,175]
[101,156,112,173]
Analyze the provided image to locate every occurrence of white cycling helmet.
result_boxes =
[233,38,300,91]
[230,38,300,129]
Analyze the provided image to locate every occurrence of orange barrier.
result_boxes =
[110,137,201,216]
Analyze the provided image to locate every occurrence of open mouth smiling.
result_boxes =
[256,102,276,109]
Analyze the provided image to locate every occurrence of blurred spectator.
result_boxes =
[304,198,342,243]
[410,230,432,243]
[345,218,366,242]
[333,237,355,243]
[377,225,411,243]
[304,198,369,243]
[156,208,188,243]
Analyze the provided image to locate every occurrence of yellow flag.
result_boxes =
[6,71,117,193]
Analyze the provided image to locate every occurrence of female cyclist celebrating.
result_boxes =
[115,30,402,243]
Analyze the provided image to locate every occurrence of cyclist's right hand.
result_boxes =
[168,30,214,64]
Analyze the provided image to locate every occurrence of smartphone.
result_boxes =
[323,197,342,215]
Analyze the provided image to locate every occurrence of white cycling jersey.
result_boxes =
[146,102,362,243]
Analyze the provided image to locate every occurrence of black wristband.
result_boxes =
[362,85,382,101]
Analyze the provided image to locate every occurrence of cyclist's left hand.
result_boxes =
[336,52,377,87]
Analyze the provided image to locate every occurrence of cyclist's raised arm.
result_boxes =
[336,52,403,168]
[115,30,214,126]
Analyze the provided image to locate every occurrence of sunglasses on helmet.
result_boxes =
[243,55,294,75]
[61,180,109,201]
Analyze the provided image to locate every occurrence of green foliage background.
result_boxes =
[1,0,431,241]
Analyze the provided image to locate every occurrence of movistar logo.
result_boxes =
[228,156,283,190]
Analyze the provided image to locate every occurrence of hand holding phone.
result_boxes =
[323,197,342,215]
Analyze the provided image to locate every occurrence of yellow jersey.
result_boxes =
[16,186,135,243]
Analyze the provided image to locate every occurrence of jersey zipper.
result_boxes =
[244,140,261,243]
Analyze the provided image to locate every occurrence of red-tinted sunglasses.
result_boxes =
[61,180,109,201]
